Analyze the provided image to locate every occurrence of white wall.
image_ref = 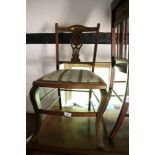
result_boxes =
[26,0,113,112]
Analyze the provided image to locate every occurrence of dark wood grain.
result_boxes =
[26,112,128,155]
[111,0,129,27]
[27,143,128,155]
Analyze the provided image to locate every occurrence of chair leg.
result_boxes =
[96,89,110,149]
[58,88,62,109]
[88,89,92,111]
[29,86,42,143]
[109,102,129,141]
[109,67,115,89]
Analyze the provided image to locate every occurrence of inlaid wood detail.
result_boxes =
[70,31,83,62]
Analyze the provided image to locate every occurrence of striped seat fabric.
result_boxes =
[33,69,107,89]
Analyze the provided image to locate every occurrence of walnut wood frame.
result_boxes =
[29,23,111,149]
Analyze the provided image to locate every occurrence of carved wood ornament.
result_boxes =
[70,27,83,62]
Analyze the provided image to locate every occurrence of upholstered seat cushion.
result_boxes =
[33,69,107,89]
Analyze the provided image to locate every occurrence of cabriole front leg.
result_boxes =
[96,89,109,149]
[29,86,42,143]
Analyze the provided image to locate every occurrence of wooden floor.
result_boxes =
[26,113,36,138]
[27,105,129,155]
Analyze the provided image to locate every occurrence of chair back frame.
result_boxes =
[55,23,100,72]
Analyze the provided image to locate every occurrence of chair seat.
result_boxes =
[33,69,107,89]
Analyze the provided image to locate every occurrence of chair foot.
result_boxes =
[96,89,110,150]
[97,144,104,150]
[29,86,42,144]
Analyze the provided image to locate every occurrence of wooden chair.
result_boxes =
[109,64,129,141]
[29,23,110,149]
[108,0,129,141]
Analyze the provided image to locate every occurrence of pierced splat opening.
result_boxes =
[70,31,83,62]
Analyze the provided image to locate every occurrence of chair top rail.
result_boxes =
[56,23,100,32]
